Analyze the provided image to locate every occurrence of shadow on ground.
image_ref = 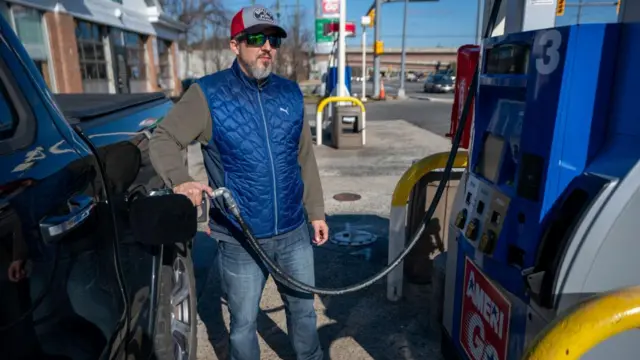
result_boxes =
[192,214,442,360]
[316,214,442,360]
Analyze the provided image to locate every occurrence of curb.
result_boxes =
[426,97,454,104]
[408,95,454,104]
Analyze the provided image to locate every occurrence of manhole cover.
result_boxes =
[330,230,377,247]
[333,192,362,202]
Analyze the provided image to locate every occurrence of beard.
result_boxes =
[241,52,273,79]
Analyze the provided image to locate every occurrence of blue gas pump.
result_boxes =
[439,22,640,360]
[325,66,352,96]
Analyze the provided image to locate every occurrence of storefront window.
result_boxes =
[157,39,173,92]
[76,20,108,81]
[12,5,44,46]
[125,31,146,80]
[7,5,53,90]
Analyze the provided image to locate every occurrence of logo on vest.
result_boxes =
[253,8,275,23]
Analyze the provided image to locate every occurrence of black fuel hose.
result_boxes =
[221,0,503,295]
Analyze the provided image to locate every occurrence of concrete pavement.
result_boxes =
[194,110,453,359]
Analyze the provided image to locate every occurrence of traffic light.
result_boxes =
[367,9,375,28]
[374,40,383,55]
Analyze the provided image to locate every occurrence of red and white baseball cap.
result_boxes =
[230,6,287,39]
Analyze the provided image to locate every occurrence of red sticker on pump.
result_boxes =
[459,257,511,360]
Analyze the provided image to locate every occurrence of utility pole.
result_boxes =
[337,0,346,97]
[275,0,281,22]
[475,0,483,44]
[397,0,409,98]
[373,0,381,98]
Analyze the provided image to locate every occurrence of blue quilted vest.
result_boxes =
[196,60,306,239]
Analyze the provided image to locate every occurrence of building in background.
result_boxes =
[0,0,186,96]
[178,47,235,80]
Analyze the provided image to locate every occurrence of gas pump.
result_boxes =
[440,14,640,360]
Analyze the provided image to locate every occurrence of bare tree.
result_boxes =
[206,20,233,72]
[158,0,230,75]
[274,3,312,81]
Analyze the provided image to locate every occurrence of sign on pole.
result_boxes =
[315,0,340,54]
[321,0,340,16]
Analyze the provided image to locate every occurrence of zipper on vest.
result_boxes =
[257,89,279,235]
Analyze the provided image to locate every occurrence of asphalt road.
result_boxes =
[350,79,454,101]
[364,99,454,138]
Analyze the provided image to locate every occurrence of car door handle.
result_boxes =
[40,194,96,244]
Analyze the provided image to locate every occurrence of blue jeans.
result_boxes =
[218,224,322,360]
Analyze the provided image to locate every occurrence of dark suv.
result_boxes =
[0,14,198,360]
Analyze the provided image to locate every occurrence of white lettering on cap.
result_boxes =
[253,8,275,23]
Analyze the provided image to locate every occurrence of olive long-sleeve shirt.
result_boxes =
[149,83,325,221]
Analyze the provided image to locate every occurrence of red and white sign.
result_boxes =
[323,22,356,37]
[459,257,511,360]
[321,0,340,16]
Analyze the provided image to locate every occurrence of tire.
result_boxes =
[153,242,198,360]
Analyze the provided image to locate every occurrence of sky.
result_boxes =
[224,0,620,49]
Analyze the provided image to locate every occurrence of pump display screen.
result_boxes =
[485,44,530,75]
[478,134,505,183]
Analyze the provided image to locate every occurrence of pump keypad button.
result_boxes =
[479,230,497,254]
[455,209,468,229]
[465,218,480,240]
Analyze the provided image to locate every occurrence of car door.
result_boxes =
[75,98,173,359]
[0,26,127,359]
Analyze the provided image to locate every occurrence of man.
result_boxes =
[149,5,328,360]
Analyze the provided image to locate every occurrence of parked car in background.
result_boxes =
[0,15,198,360]
[423,74,455,93]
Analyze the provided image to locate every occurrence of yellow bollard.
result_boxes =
[315,96,366,146]
[523,286,640,359]
[386,151,468,301]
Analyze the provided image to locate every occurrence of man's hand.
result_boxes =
[311,220,329,245]
[8,260,26,282]
[173,181,214,207]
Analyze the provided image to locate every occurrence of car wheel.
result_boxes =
[154,242,198,360]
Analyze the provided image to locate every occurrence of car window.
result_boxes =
[0,82,18,140]
[432,75,453,85]
[0,49,37,154]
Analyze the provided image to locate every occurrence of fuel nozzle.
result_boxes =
[198,188,241,222]
[212,188,240,217]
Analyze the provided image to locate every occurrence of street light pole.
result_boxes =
[397,0,409,99]
[373,0,381,98]
[337,0,347,97]
[361,16,371,101]
[475,0,483,44]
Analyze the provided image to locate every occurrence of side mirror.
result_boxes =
[129,193,197,245]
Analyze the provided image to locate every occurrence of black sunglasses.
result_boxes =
[239,33,282,49]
